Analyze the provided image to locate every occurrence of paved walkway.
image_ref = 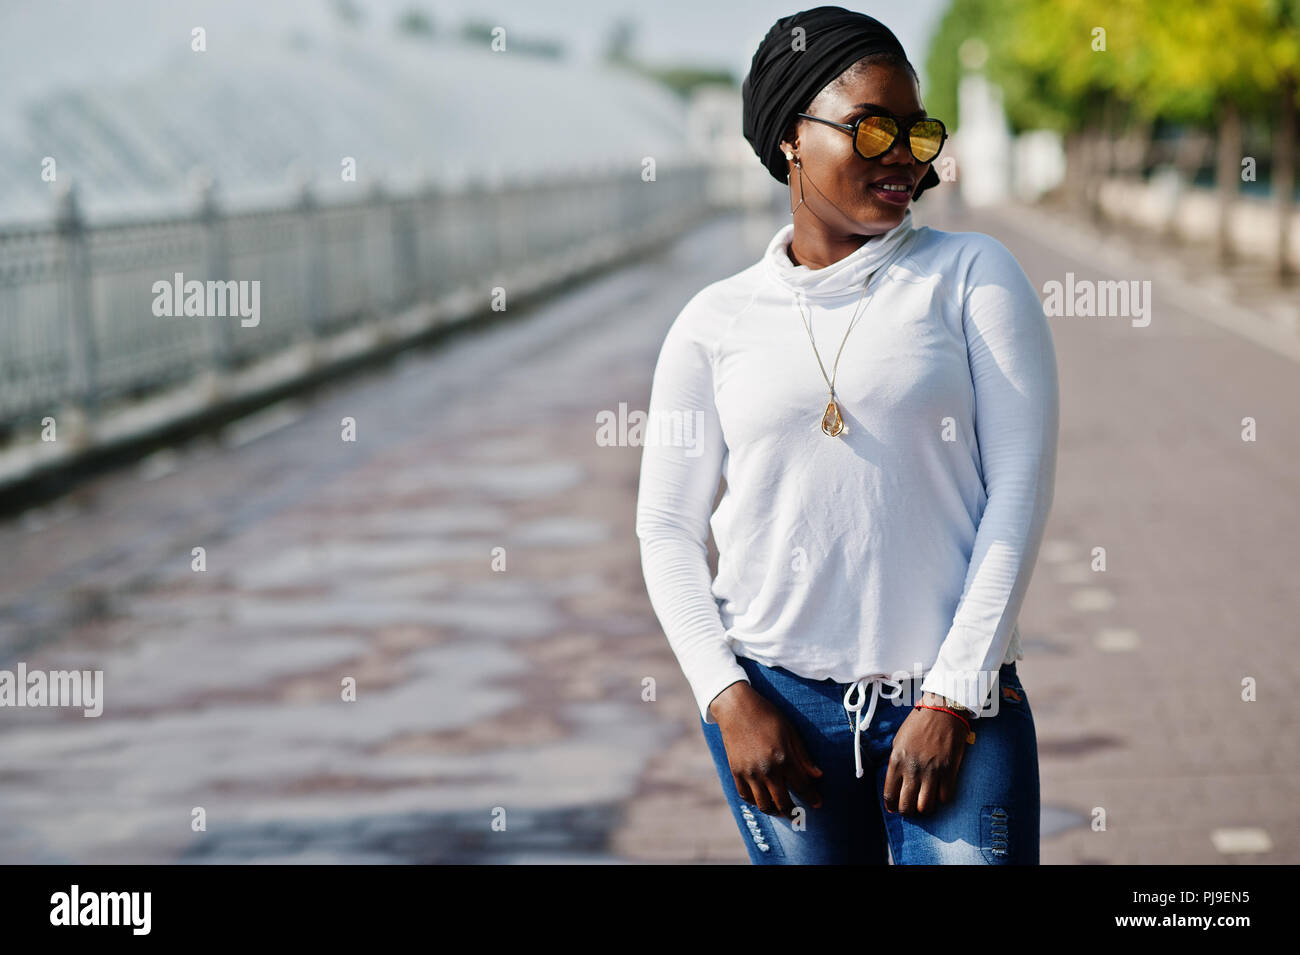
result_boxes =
[966,196,1300,864]
[0,193,1295,863]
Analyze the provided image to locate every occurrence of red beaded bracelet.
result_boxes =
[913,702,977,744]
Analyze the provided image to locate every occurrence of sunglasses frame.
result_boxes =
[795,109,948,165]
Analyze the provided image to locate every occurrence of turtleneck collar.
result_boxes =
[762,206,917,299]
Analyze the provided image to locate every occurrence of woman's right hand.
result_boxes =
[708,682,824,818]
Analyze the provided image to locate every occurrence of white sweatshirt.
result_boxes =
[634,206,1059,774]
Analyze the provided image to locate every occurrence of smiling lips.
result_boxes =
[868,179,913,204]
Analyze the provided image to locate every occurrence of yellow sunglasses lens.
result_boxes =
[855,116,898,157]
[909,121,945,162]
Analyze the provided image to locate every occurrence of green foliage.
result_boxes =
[924,0,999,131]
[395,8,435,38]
[603,17,638,65]
[630,64,738,99]
[458,20,565,58]
[926,0,1300,132]
[329,0,363,28]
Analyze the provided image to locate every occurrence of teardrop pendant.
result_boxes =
[820,398,845,437]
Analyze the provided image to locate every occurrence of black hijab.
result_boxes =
[741,5,942,200]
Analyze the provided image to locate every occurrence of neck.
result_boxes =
[786,225,880,270]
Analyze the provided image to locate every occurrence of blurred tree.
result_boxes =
[330,0,364,28]
[603,17,638,66]
[1260,0,1300,280]
[926,0,1130,218]
[1138,0,1280,264]
[459,20,564,58]
[396,7,435,38]
[928,0,1300,275]
[601,17,734,99]
[633,65,737,99]
[992,0,1150,222]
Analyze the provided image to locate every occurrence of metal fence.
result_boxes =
[0,160,721,436]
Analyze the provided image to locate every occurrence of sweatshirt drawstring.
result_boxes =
[843,676,904,779]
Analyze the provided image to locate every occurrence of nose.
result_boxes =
[879,131,917,167]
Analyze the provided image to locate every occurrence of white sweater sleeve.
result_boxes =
[635,297,749,724]
[919,236,1060,713]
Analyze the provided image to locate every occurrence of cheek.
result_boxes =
[815,151,868,196]
[807,133,856,171]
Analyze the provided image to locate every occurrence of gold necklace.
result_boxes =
[791,276,873,437]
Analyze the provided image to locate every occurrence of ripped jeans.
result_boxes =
[699,655,1040,864]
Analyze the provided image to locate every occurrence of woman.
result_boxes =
[634,6,1059,864]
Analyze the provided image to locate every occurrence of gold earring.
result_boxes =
[790,158,805,216]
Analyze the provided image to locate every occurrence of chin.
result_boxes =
[856,205,907,230]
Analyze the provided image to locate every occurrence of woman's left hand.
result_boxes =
[882,694,968,816]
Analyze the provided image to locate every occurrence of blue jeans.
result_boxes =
[700,655,1040,864]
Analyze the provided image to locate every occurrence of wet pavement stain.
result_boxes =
[0,219,753,863]
[178,804,628,864]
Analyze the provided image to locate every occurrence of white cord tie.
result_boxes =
[843,676,904,779]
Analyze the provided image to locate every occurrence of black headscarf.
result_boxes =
[742,5,942,201]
